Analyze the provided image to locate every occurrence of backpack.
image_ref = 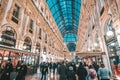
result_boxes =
[90,71,96,79]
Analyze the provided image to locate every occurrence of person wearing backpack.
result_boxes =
[98,63,111,80]
[88,65,97,80]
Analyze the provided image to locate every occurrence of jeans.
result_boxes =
[41,74,46,80]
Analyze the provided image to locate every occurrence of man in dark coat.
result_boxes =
[67,66,76,80]
[0,59,13,80]
[41,62,48,80]
[16,60,27,80]
[58,61,67,80]
[77,62,87,80]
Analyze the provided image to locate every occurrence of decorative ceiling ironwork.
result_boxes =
[46,0,81,52]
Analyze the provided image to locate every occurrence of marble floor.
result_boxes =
[25,73,59,80]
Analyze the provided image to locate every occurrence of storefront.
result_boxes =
[104,20,120,76]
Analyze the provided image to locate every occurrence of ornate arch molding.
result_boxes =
[0,24,18,39]
[104,18,113,34]
[22,34,33,44]
[101,16,111,36]
[0,25,17,47]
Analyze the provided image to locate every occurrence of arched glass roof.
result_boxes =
[46,0,81,52]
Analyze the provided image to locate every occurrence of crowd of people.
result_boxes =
[0,59,27,80]
[40,61,112,80]
[0,58,112,80]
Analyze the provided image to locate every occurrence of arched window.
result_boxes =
[0,27,16,47]
[23,37,32,51]
[36,42,40,54]
[43,47,46,54]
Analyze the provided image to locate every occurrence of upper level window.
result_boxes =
[41,7,43,12]
[100,7,104,16]
[45,34,47,43]
[11,4,20,24]
[29,19,33,34]
[39,28,42,39]
[98,0,104,11]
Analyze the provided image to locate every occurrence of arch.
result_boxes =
[0,24,18,39]
[102,17,111,36]
[104,19,113,35]
[23,37,32,51]
[0,26,17,47]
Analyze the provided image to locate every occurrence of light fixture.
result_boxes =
[106,30,114,37]
[43,51,46,54]
[94,43,98,47]
[88,48,91,51]
[111,43,115,46]
[6,27,11,31]
[0,37,2,41]
[36,49,39,53]
[112,53,115,56]
[23,45,26,49]
[113,58,115,61]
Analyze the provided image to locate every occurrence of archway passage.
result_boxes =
[0,27,16,47]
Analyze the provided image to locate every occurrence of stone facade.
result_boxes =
[0,0,71,62]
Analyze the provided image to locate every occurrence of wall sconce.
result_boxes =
[36,49,39,53]
[23,45,26,49]
[94,43,98,47]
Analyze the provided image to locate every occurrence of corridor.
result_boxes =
[1,0,120,80]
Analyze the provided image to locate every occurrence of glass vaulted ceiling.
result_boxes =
[46,0,81,52]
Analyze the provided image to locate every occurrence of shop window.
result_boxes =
[11,4,20,24]
[39,28,42,39]
[29,19,33,34]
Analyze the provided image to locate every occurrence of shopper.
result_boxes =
[16,60,27,80]
[58,61,67,80]
[88,65,97,80]
[41,62,48,80]
[77,62,88,80]
[98,63,111,80]
[67,66,76,80]
[0,58,13,80]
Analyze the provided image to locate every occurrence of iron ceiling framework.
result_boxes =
[46,0,81,52]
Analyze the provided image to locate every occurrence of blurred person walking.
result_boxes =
[0,59,13,80]
[98,63,111,80]
[16,60,27,80]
